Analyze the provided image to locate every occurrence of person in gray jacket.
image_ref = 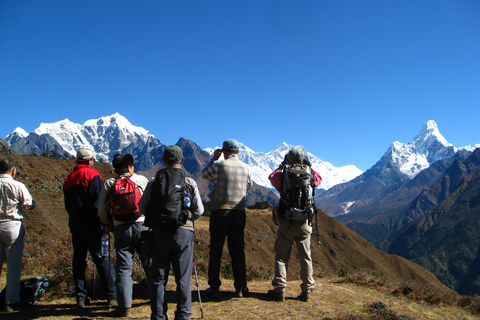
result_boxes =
[139,145,204,320]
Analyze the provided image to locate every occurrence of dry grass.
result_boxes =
[1,276,478,319]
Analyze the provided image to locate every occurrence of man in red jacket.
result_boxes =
[63,148,116,309]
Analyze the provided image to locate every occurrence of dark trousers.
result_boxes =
[71,225,116,299]
[150,228,194,320]
[208,209,247,291]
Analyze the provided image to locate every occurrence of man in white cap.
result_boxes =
[63,148,116,309]
[201,139,252,299]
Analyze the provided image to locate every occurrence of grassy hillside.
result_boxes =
[3,153,480,317]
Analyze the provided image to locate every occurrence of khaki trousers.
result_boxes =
[272,219,315,293]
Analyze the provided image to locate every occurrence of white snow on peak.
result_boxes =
[386,120,457,178]
[11,127,28,137]
[206,142,363,192]
[83,113,149,136]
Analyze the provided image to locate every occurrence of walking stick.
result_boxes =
[193,253,204,319]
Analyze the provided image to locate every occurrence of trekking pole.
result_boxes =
[193,253,204,318]
[315,206,321,245]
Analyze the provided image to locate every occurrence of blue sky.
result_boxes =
[1,1,479,171]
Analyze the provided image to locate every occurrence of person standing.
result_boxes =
[0,158,35,312]
[63,148,116,308]
[98,153,152,318]
[139,145,204,320]
[201,139,252,298]
[267,147,322,302]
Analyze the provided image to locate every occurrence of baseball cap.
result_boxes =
[222,139,240,152]
[76,148,96,160]
[163,145,183,164]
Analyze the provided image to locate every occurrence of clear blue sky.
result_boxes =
[1,1,479,171]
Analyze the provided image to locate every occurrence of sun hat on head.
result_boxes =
[222,139,240,152]
[287,147,305,163]
[76,148,96,160]
[163,145,183,164]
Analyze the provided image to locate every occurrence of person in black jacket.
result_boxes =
[63,148,116,309]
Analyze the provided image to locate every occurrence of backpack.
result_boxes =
[0,276,49,306]
[110,177,142,222]
[145,168,190,229]
[277,163,315,224]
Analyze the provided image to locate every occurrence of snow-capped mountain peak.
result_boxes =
[11,127,28,138]
[383,120,457,178]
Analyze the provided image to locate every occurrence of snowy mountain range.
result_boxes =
[5,114,478,194]
[4,113,362,191]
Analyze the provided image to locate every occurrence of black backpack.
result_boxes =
[145,168,190,229]
[275,163,315,224]
[0,276,49,306]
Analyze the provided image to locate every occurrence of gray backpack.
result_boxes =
[275,163,315,224]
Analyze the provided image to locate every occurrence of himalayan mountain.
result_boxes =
[4,114,480,295]
[4,113,362,195]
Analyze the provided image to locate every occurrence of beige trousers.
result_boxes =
[272,219,315,293]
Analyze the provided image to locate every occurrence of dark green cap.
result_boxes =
[163,145,183,164]
[287,147,305,163]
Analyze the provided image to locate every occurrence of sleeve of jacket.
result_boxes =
[139,178,154,215]
[187,178,204,220]
[98,178,113,224]
[268,167,283,192]
[311,169,323,188]
[201,162,218,183]
[89,175,104,211]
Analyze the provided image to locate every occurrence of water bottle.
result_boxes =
[101,234,109,257]
[183,193,191,208]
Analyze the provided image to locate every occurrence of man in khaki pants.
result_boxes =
[267,147,322,302]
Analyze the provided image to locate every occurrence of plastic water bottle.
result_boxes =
[101,234,109,257]
[183,193,191,208]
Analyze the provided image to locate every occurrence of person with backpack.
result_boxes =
[0,158,35,312]
[267,147,322,302]
[98,153,151,317]
[63,148,117,309]
[201,139,252,299]
[139,145,204,320]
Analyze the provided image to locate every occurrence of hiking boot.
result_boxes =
[76,296,91,309]
[206,287,220,299]
[115,307,131,317]
[108,298,118,308]
[267,289,285,302]
[235,287,249,298]
[76,296,86,309]
[5,303,20,313]
[297,291,310,302]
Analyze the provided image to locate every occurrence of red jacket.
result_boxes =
[63,164,104,229]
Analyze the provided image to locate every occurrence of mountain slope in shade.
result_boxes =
[3,151,452,297]
[383,159,480,295]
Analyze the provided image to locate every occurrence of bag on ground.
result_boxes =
[0,276,50,306]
